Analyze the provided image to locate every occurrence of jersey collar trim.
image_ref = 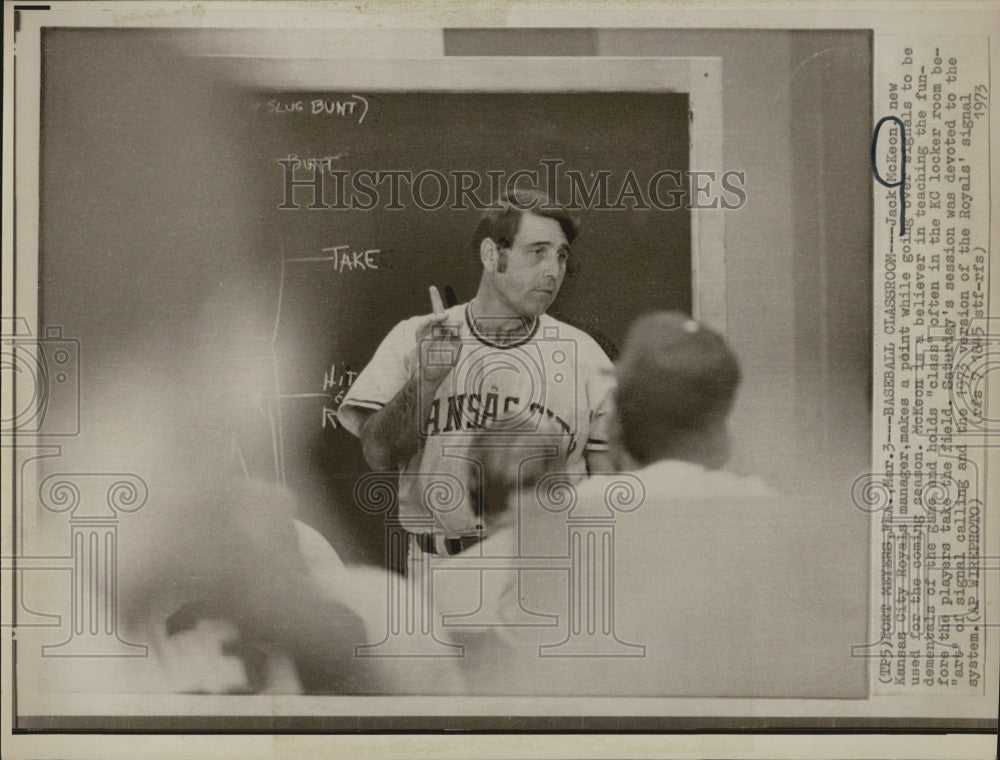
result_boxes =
[464,304,539,349]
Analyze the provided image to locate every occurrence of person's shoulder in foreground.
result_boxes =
[510,311,866,698]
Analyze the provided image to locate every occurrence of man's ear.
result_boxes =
[480,238,498,273]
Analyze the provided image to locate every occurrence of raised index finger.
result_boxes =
[429,285,445,315]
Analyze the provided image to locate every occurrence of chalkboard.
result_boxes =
[239,90,691,564]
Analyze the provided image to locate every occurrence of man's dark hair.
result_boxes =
[471,189,579,264]
[615,312,741,465]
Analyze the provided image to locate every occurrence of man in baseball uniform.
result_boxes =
[337,190,616,558]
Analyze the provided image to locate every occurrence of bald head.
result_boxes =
[615,312,740,468]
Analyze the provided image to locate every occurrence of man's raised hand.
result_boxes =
[415,286,462,384]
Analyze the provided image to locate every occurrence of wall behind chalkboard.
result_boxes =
[237,91,691,563]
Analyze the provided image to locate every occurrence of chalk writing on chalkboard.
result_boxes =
[253,94,370,124]
[310,96,371,123]
[324,363,358,392]
[269,364,361,435]
[272,392,349,429]
[284,245,382,272]
[282,153,348,167]
[322,407,338,429]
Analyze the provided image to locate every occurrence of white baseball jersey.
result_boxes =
[338,302,615,534]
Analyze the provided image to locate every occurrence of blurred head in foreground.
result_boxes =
[118,480,364,693]
[119,479,465,695]
[614,311,740,470]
